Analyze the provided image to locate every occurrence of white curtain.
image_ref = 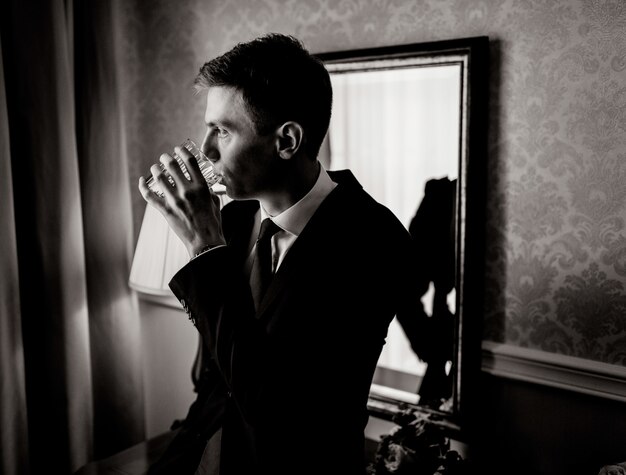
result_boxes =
[0,1,145,473]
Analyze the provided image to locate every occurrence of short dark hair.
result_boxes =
[195,33,332,159]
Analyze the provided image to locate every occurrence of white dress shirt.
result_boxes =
[244,164,337,277]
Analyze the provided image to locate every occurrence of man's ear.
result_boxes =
[275,122,304,160]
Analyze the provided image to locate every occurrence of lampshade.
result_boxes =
[129,204,188,305]
[129,185,230,306]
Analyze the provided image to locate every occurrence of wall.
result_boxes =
[118,1,626,473]
[138,299,199,438]
[474,372,626,475]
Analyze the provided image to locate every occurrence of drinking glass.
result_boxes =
[145,139,221,197]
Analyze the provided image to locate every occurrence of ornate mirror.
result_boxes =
[316,36,489,437]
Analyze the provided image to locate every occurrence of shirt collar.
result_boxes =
[259,164,337,236]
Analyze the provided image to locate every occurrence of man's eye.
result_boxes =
[217,128,229,138]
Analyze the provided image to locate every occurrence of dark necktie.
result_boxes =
[250,218,281,310]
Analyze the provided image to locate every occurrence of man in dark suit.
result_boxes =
[139,33,418,475]
[399,177,457,408]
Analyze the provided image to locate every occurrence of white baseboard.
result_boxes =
[481,341,626,402]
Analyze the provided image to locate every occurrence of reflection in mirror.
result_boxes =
[328,64,460,411]
[317,37,488,435]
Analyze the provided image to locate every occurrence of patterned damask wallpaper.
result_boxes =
[120,0,626,366]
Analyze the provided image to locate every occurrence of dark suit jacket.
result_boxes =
[148,170,418,475]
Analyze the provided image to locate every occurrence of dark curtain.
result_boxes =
[0,1,145,474]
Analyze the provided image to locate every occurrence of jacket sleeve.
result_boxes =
[169,246,254,385]
[169,245,292,427]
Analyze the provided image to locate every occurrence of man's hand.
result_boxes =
[138,145,225,257]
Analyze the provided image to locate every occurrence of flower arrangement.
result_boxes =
[367,409,468,475]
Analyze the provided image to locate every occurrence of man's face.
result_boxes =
[200,86,280,201]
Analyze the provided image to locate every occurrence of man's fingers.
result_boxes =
[158,153,185,185]
[138,170,169,212]
[176,145,204,183]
